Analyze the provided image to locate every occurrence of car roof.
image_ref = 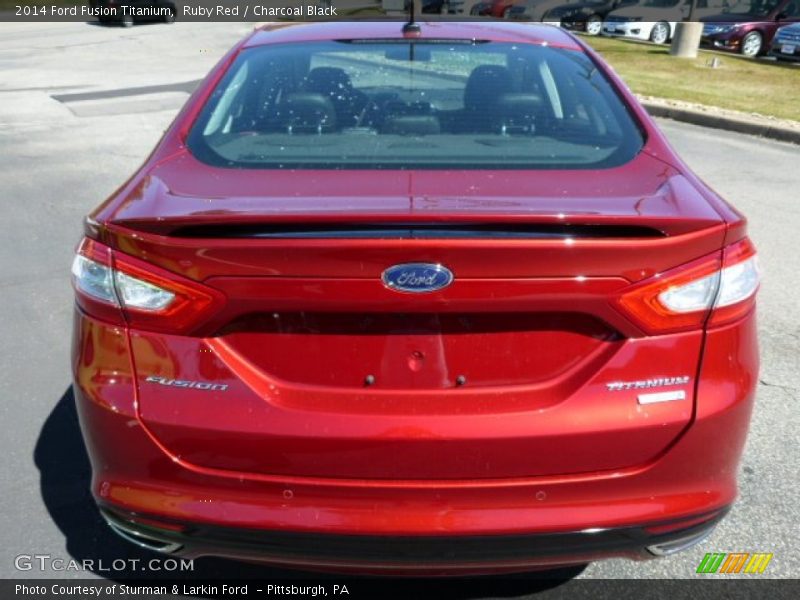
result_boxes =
[245,21,584,52]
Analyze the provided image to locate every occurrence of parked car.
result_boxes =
[602,0,693,43]
[560,0,727,33]
[470,0,520,16]
[546,0,640,34]
[89,0,176,27]
[403,0,466,13]
[701,0,800,57]
[72,20,760,573]
[507,0,587,21]
[770,19,800,59]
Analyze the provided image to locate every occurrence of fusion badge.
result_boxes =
[145,375,228,392]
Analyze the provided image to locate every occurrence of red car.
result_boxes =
[470,0,520,17]
[71,20,760,575]
[701,0,800,57]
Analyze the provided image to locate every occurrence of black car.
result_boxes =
[547,0,639,34]
[90,0,176,27]
[506,0,561,20]
[770,20,800,60]
[507,0,606,22]
[405,0,465,13]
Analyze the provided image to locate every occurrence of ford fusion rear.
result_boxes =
[71,21,759,574]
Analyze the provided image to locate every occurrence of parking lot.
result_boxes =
[0,20,798,588]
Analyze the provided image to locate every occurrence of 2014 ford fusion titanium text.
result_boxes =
[70,21,760,574]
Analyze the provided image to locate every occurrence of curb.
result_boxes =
[640,99,800,145]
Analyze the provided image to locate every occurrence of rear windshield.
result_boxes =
[187,40,644,170]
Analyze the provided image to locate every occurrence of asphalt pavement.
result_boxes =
[0,20,798,590]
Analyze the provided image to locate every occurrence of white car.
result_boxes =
[602,0,726,44]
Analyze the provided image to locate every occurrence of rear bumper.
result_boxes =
[72,309,758,571]
[770,46,800,60]
[700,35,743,52]
[98,504,727,573]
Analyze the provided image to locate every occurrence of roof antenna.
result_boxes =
[403,1,421,34]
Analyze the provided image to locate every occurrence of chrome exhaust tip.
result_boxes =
[646,524,717,557]
[101,512,183,555]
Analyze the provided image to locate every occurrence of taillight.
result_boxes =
[71,238,223,333]
[615,238,759,334]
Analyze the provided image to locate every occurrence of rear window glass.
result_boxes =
[187,40,644,170]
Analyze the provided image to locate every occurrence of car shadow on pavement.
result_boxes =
[34,386,584,596]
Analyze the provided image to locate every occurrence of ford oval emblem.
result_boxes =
[382,263,454,294]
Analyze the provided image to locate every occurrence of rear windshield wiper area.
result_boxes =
[170,222,665,240]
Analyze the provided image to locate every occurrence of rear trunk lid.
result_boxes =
[103,150,725,480]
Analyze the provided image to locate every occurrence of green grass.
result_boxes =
[584,36,800,123]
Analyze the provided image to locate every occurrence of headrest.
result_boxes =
[494,93,544,134]
[304,67,354,96]
[382,115,441,136]
[495,93,544,116]
[280,93,337,133]
[464,65,513,111]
